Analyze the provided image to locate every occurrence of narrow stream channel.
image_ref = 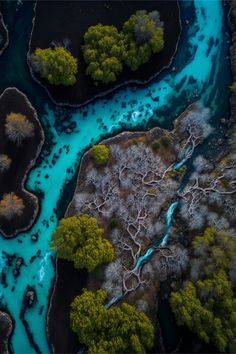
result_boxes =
[0,0,232,352]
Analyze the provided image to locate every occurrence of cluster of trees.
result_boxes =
[0,113,35,220]
[82,10,164,84]
[170,227,236,352]
[70,289,155,354]
[31,47,78,86]
[91,144,110,165]
[51,214,115,271]
[0,192,24,220]
[31,10,164,86]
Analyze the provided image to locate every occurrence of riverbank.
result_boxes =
[0,88,44,237]
[28,0,181,107]
[0,311,13,354]
[0,12,8,56]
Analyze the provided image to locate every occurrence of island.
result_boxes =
[28,1,180,106]
[0,88,44,237]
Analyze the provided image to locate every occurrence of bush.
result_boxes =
[5,113,34,145]
[92,144,110,165]
[70,289,155,354]
[82,24,125,84]
[51,215,115,272]
[31,47,78,86]
[109,217,118,229]
[0,154,11,173]
[0,192,24,220]
[151,140,160,151]
[230,82,236,93]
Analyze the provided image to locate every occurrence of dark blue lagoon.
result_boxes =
[0,0,232,352]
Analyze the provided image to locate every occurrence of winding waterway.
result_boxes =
[0,0,232,353]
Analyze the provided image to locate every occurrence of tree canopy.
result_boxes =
[51,215,115,271]
[70,289,155,354]
[31,47,78,86]
[0,193,25,220]
[5,113,34,146]
[91,144,110,165]
[122,10,164,71]
[170,227,236,352]
[170,270,236,353]
[82,10,164,83]
[83,24,124,84]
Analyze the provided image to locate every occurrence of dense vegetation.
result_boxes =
[70,289,155,354]
[83,24,124,84]
[5,113,34,146]
[91,144,110,165]
[51,215,115,271]
[82,10,164,84]
[31,47,78,86]
[170,227,236,352]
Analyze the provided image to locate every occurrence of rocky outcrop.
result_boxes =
[0,311,13,354]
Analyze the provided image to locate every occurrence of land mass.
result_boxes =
[47,103,204,353]
[0,88,44,237]
[29,0,181,107]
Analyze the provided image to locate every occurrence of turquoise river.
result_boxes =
[0,0,232,353]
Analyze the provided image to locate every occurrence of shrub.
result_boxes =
[0,192,24,220]
[230,82,236,93]
[151,140,160,151]
[91,144,110,165]
[5,113,34,145]
[31,47,78,86]
[109,217,118,229]
[0,154,11,173]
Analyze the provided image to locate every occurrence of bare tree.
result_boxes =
[0,192,24,220]
[5,112,34,145]
[0,154,11,173]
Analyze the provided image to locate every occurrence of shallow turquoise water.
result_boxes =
[0,0,232,353]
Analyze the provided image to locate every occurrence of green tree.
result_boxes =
[122,10,164,71]
[91,144,110,165]
[82,24,125,84]
[31,47,78,86]
[170,270,236,353]
[51,215,115,271]
[192,227,236,278]
[70,289,155,354]
[230,82,236,93]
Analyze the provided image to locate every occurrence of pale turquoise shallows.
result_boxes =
[0,0,231,352]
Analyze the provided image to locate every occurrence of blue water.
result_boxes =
[0,0,232,353]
